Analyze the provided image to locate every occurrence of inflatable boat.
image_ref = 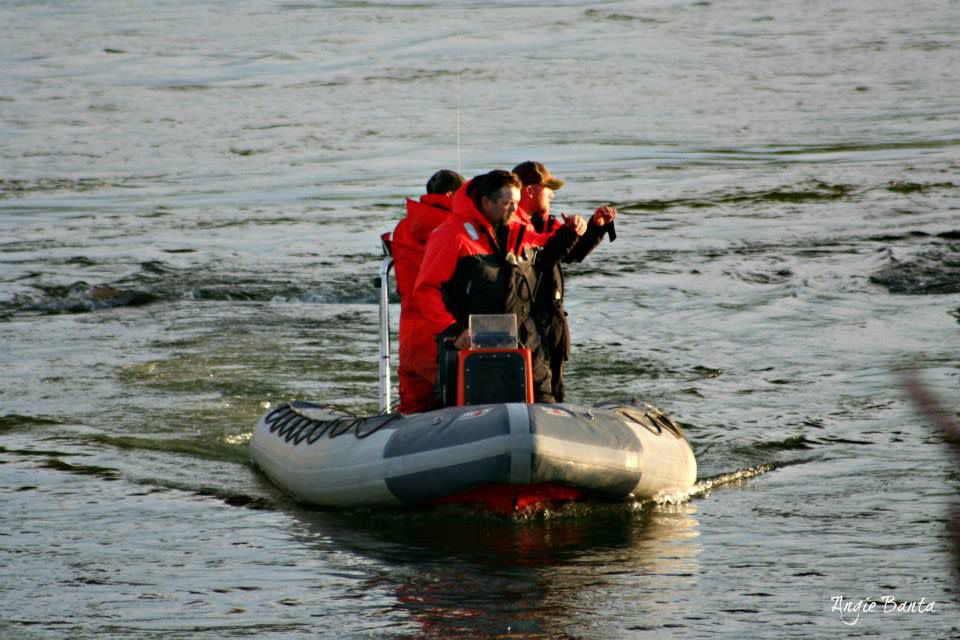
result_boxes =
[250,247,697,514]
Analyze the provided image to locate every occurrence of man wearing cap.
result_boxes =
[513,161,617,403]
[392,169,465,414]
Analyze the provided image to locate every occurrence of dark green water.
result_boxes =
[2,1,958,637]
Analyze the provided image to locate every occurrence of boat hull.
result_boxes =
[250,400,697,510]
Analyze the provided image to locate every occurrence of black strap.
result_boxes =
[513,224,526,257]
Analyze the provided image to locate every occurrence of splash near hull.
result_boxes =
[250,400,697,514]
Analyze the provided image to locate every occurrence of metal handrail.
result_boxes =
[377,256,394,414]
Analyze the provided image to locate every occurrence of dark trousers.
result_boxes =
[534,308,568,404]
[549,356,564,403]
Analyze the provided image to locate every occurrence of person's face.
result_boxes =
[534,184,555,214]
[523,183,554,216]
[481,185,520,225]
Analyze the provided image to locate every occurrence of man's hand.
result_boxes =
[454,330,471,350]
[591,206,617,227]
[560,213,587,236]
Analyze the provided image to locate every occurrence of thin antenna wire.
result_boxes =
[456,70,462,173]
[455,9,464,174]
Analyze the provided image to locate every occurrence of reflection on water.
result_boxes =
[291,503,701,637]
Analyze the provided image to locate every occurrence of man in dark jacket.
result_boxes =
[513,161,617,403]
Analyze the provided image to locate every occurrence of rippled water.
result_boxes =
[2,1,959,637]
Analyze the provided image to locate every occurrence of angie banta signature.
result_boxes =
[831,594,937,626]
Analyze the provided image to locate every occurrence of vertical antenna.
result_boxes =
[456,87,462,172]
[455,5,464,173]
[455,42,463,172]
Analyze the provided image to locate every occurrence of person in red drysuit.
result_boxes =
[393,170,465,414]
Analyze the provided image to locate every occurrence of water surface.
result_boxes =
[2,1,959,637]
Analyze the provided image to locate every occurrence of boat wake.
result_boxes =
[465,462,784,522]
[652,462,779,507]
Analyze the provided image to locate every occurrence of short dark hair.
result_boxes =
[426,169,465,195]
[466,170,521,212]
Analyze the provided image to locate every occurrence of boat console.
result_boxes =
[437,314,534,407]
[377,252,533,413]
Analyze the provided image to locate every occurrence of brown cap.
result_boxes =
[512,161,565,190]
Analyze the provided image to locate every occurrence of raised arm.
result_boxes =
[535,214,586,269]
[565,206,617,263]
